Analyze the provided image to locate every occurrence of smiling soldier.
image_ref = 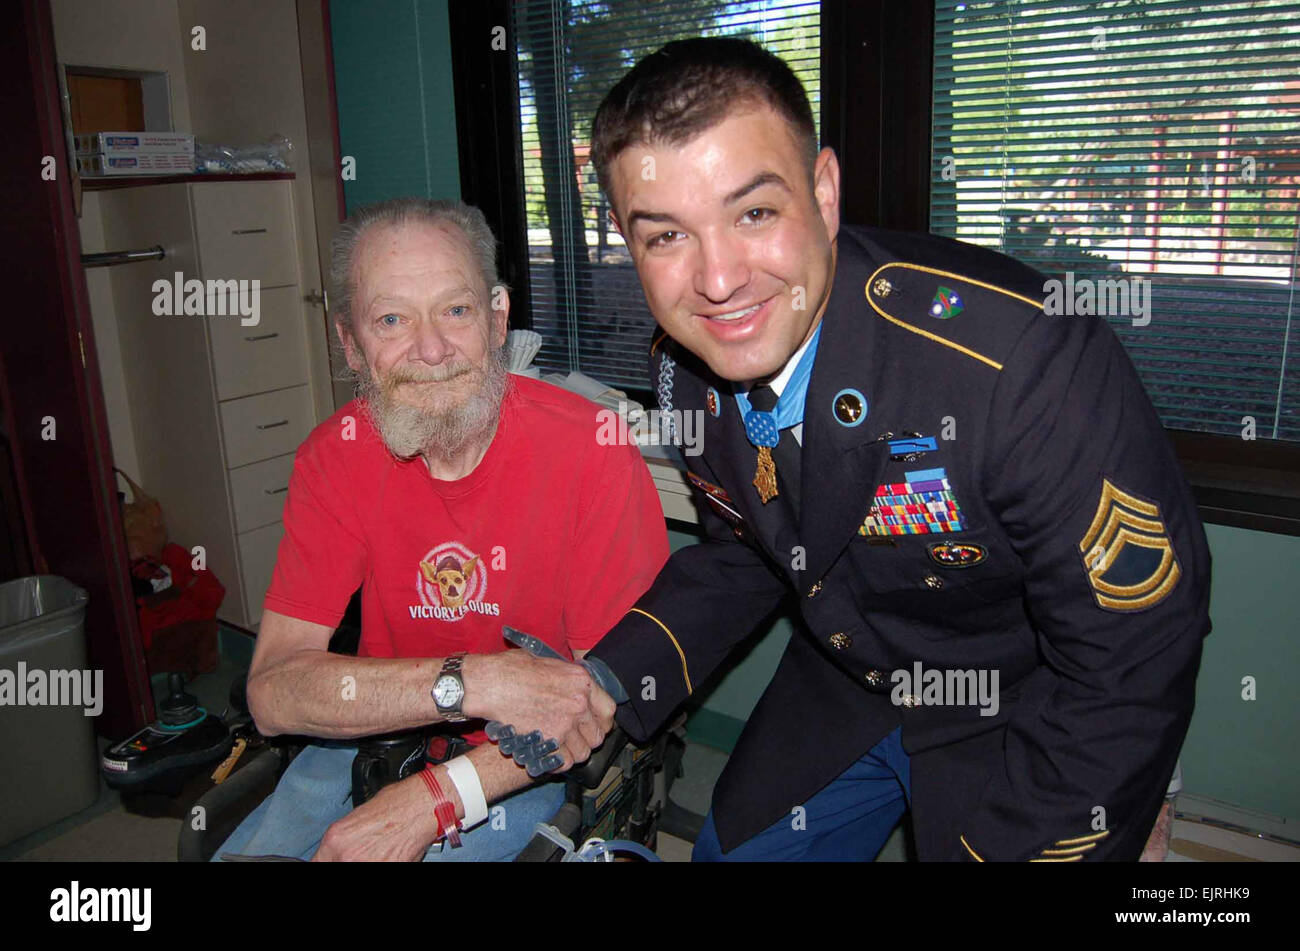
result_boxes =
[574,37,1211,861]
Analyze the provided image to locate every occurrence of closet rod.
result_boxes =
[81,245,165,269]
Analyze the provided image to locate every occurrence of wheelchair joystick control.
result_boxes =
[159,673,201,726]
[100,672,234,794]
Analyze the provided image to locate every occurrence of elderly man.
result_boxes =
[216,198,668,861]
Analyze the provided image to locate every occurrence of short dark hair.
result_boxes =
[590,37,818,202]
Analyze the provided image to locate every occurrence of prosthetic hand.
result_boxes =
[486,626,626,777]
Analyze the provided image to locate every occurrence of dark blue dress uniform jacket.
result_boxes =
[585,225,1212,861]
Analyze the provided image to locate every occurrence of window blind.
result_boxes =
[512,0,820,391]
[930,0,1300,441]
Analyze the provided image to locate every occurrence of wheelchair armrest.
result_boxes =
[176,742,297,862]
[566,726,628,790]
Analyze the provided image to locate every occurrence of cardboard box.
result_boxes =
[76,152,195,175]
[74,131,194,154]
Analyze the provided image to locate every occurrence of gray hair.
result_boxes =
[329,197,502,331]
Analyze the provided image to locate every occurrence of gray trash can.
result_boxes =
[0,576,101,847]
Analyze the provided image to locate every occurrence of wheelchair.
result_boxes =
[172,672,702,862]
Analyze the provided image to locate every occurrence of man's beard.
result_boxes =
[355,345,510,463]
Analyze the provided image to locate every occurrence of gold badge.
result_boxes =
[753,446,778,504]
[834,392,863,424]
[1078,479,1181,612]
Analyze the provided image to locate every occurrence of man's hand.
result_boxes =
[311,775,441,862]
[462,650,615,770]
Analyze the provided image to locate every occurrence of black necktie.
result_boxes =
[748,384,802,515]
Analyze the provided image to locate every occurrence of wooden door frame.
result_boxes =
[296,0,351,412]
[0,0,152,736]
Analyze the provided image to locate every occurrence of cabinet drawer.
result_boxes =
[238,521,285,627]
[191,181,298,288]
[209,285,308,400]
[219,386,314,468]
[229,453,296,533]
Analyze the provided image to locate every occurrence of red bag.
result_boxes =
[138,544,226,677]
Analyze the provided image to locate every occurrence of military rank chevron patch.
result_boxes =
[1078,479,1181,612]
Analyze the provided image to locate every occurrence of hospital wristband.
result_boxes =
[444,755,489,830]
[420,766,462,848]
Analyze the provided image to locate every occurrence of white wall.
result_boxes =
[77,194,142,482]
[49,0,193,130]
[51,0,194,489]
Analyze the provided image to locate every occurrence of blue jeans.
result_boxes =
[693,727,911,861]
[213,742,566,862]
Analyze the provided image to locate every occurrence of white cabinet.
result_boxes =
[97,178,329,628]
[208,285,309,401]
[190,181,300,288]
[228,454,295,534]
[219,385,316,469]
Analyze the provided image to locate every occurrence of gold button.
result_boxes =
[923,574,944,590]
[899,694,921,709]
[864,669,887,688]
[829,632,852,650]
[807,580,823,598]
[872,277,893,298]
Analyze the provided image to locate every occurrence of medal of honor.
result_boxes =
[734,324,823,507]
[753,445,778,503]
[743,408,781,505]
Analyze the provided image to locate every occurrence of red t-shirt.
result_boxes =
[263,377,669,732]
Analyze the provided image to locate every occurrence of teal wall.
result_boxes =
[330,0,461,210]
[1181,524,1300,820]
[679,523,1300,821]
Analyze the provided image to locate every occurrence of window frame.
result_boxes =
[825,0,1300,536]
[451,0,1300,534]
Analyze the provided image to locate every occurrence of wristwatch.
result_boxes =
[432,653,468,722]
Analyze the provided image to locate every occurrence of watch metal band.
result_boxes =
[434,651,468,722]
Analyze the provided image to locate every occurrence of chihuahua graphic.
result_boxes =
[420,554,479,609]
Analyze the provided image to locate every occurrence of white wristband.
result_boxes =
[444,755,488,830]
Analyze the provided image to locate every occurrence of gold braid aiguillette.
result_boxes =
[753,445,778,504]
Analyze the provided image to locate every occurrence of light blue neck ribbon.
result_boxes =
[733,323,823,448]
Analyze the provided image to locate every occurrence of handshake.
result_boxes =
[462,627,628,777]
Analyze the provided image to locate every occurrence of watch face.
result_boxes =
[434,675,464,708]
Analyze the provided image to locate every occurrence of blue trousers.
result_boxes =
[213,742,566,862]
[693,727,911,861]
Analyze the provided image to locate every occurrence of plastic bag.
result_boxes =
[195,134,294,173]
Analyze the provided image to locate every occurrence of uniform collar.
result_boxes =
[737,324,818,401]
